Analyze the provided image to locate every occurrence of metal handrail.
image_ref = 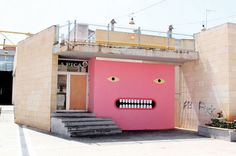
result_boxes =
[55,21,195,51]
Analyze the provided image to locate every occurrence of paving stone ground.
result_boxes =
[1,105,236,156]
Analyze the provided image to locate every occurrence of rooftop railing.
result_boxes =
[55,21,195,52]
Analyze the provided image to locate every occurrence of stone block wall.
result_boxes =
[14,26,58,132]
[176,23,236,130]
[228,23,236,120]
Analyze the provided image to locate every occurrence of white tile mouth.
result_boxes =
[116,98,156,110]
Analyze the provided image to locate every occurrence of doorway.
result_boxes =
[0,71,13,105]
[70,75,87,110]
[57,73,88,111]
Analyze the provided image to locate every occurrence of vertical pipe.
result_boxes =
[74,20,77,43]
[3,39,6,49]
[68,21,71,41]
[52,25,60,53]
[107,24,110,45]
[55,25,59,44]
[205,9,208,29]
[138,27,141,46]
[167,35,170,50]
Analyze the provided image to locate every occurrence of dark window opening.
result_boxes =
[0,71,13,105]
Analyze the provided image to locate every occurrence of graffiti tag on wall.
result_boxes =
[183,101,192,109]
[198,101,216,117]
[183,100,216,117]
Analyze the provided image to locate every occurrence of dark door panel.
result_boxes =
[0,71,13,105]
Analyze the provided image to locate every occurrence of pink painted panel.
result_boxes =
[89,59,175,130]
[88,58,96,112]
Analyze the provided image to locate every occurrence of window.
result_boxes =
[0,56,5,61]
[6,56,14,62]
[6,63,13,71]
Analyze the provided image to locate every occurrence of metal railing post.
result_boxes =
[138,27,141,46]
[67,21,71,50]
[55,21,195,52]
[107,24,110,46]
[53,25,60,53]
[74,20,77,43]
[167,33,170,50]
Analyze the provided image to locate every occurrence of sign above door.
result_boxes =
[58,59,88,72]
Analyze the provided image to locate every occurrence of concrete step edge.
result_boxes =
[62,118,113,122]
[70,129,122,137]
[65,121,115,127]
[68,125,119,132]
[55,110,91,113]
[51,113,96,117]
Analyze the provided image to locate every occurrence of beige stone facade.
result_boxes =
[13,22,236,132]
[14,26,58,131]
[228,23,236,120]
[177,23,236,130]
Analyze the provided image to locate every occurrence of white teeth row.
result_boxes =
[119,104,153,109]
[119,99,152,104]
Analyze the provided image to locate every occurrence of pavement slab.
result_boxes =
[1,105,236,156]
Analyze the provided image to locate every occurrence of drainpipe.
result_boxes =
[67,21,71,51]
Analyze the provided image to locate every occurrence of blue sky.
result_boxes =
[0,0,236,44]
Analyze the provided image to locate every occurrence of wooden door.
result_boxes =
[70,75,87,110]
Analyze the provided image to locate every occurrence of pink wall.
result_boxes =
[88,58,95,112]
[89,58,175,130]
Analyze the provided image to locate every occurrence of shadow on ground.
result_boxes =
[70,129,206,144]
[22,124,207,145]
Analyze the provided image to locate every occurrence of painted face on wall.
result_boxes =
[89,59,175,130]
[107,76,165,110]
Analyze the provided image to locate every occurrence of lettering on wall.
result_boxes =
[182,100,216,117]
[198,101,216,117]
[58,59,88,72]
[183,101,192,109]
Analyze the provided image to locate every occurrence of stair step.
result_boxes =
[62,117,112,122]
[51,110,122,137]
[65,120,115,127]
[51,112,96,118]
[55,110,88,113]
[68,125,119,132]
[70,129,122,137]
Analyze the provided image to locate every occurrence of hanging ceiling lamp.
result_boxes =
[129,17,135,25]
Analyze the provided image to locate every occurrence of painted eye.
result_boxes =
[154,78,165,84]
[107,76,120,82]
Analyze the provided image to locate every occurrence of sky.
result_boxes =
[0,0,236,45]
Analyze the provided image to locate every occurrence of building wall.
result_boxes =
[228,23,236,120]
[14,26,58,132]
[89,58,175,130]
[0,49,15,105]
[177,23,234,130]
[88,58,96,112]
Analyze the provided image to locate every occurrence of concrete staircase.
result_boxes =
[0,105,14,123]
[51,110,122,137]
